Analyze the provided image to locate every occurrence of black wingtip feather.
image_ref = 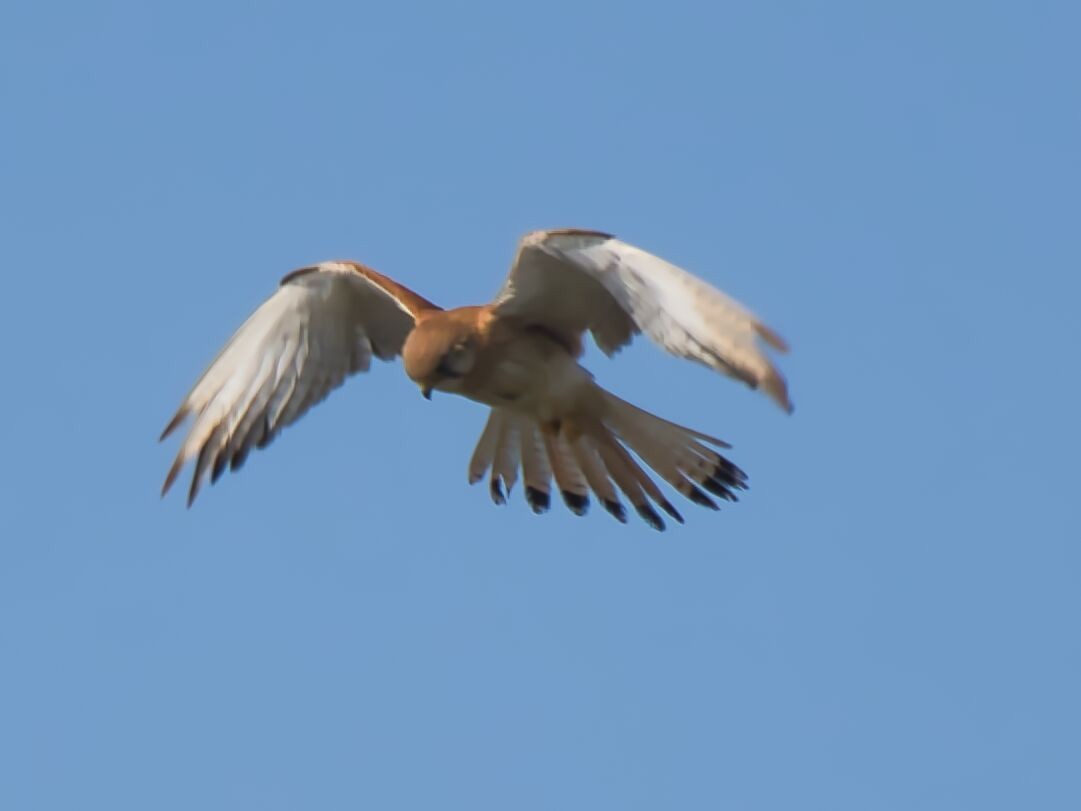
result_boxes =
[603,499,628,523]
[716,458,748,485]
[526,486,550,514]
[702,476,739,501]
[636,504,666,531]
[159,408,188,442]
[561,491,589,516]
[161,459,183,498]
[255,418,274,449]
[230,447,250,472]
[210,454,228,485]
[687,486,719,510]
[699,458,748,501]
[659,499,685,524]
[490,478,507,505]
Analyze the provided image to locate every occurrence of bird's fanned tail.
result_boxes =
[466,391,747,531]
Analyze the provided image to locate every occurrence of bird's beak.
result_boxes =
[421,386,433,400]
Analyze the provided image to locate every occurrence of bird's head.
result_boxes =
[402,312,479,399]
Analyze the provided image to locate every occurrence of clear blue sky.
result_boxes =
[1,1,1077,808]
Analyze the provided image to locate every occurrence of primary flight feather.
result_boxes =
[161,228,792,529]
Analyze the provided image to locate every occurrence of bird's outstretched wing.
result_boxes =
[160,262,439,505]
[490,228,792,411]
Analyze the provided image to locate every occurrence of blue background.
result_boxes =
[2,1,1077,808]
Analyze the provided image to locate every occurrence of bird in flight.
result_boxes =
[160,228,792,530]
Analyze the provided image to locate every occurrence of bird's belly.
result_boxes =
[459,342,594,421]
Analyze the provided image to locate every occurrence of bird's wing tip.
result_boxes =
[755,322,790,353]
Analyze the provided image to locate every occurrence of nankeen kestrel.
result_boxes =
[161,229,792,530]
